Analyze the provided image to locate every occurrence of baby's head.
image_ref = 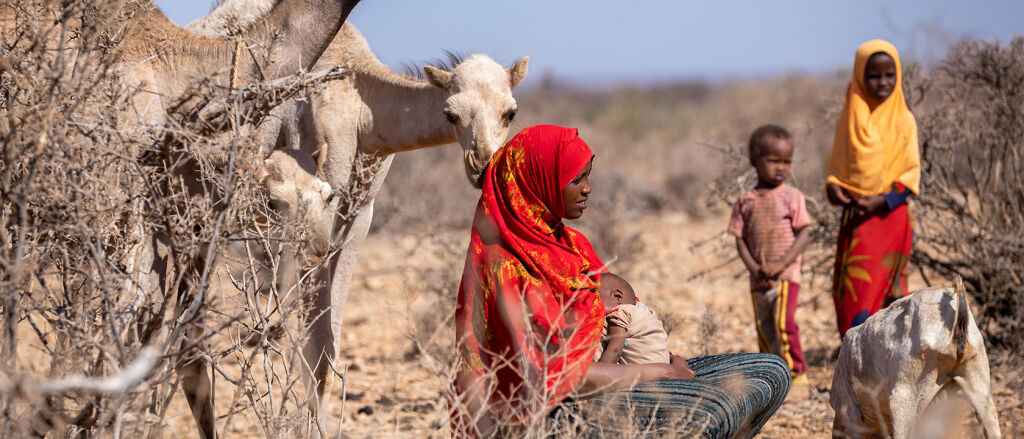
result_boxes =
[748,124,794,189]
[598,273,637,313]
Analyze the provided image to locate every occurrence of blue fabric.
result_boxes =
[883,184,911,211]
[551,353,791,438]
[849,310,871,332]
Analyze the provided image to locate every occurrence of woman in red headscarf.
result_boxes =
[452,125,791,438]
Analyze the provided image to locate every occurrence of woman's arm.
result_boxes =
[576,361,695,397]
[597,325,627,364]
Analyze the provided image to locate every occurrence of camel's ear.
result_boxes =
[954,275,969,361]
[317,179,333,202]
[257,159,272,184]
[508,56,530,89]
[424,65,452,91]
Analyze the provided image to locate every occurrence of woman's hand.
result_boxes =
[826,182,853,206]
[654,362,696,380]
[855,195,887,218]
[669,354,696,378]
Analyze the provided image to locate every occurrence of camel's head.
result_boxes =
[424,54,529,188]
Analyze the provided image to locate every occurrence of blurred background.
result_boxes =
[153,1,1024,236]
[158,0,1021,85]
[154,1,1024,315]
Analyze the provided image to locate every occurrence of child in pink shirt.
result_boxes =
[728,124,812,389]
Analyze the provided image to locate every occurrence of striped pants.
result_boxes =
[552,353,791,438]
[751,280,806,377]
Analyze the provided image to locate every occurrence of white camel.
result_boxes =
[189,1,529,427]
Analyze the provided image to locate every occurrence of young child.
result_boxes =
[826,40,919,338]
[727,124,811,388]
[594,273,687,366]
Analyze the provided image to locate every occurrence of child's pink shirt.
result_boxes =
[727,184,811,288]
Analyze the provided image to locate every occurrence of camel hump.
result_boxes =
[319,22,381,71]
[187,0,277,37]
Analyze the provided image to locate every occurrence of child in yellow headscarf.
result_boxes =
[826,40,920,338]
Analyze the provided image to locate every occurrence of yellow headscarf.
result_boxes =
[826,39,920,197]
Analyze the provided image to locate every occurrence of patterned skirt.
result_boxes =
[551,353,791,438]
[832,204,913,337]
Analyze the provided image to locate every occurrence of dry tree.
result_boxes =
[0,1,361,437]
[912,36,1024,352]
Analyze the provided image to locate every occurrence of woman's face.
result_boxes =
[561,159,593,220]
[863,52,897,102]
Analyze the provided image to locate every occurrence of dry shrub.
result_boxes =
[913,36,1024,350]
[0,1,357,437]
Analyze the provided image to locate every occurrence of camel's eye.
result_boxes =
[444,110,459,124]
[506,110,516,122]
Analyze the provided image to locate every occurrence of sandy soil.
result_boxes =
[160,212,1023,438]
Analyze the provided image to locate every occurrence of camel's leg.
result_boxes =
[176,283,216,439]
[169,242,216,439]
[302,198,375,416]
[180,330,216,439]
[302,157,392,424]
[296,94,358,408]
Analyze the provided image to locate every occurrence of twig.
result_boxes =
[0,348,159,396]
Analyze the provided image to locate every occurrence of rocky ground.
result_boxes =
[161,211,1023,438]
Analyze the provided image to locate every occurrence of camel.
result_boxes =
[116,3,365,438]
[116,0,360,126]
[189,1,529,430]
[2,1,362,438]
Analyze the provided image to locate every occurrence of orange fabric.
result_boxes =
[453,125,606,432]
[826,39,921,197]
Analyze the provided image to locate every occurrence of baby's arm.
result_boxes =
[597,325,627,364]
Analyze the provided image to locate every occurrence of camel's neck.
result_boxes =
[238,0,358,81]
[357,71,455,153]
[122,0,356,86]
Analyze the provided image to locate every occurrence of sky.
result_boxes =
[156,0,1023,87]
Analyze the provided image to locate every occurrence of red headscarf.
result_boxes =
[452,125,605,433]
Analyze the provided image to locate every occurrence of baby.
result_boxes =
[595,273,684,365]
